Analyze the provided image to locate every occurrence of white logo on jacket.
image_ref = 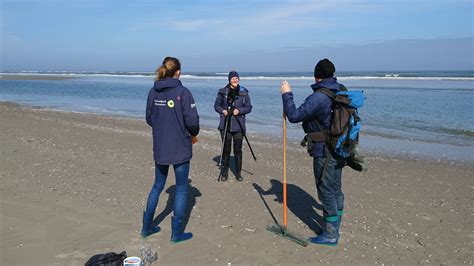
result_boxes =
[154,99,166,106]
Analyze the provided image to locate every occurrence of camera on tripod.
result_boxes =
[227,89,238,105]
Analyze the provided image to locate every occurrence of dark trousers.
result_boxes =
[313,156,345,218]
[220,130,243,174]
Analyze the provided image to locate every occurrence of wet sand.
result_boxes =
[0,102,472,265]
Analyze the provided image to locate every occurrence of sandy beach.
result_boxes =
[0,102,472,265]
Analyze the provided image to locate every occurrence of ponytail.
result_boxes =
[155,57,181,80]
[155,66,167,80]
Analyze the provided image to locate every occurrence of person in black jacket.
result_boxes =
[214,71,252,181]
[143,57,200,243]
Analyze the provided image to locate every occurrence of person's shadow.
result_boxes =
[151,180,201,229]
[212,155,253,177]
[253,180,324,234]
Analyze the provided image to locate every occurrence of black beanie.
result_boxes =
[314,58,335,79]
[228,71,239,81]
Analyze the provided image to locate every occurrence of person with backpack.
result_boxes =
[143,57,200,243]
[214,71,253,182]
[280,58,350,246]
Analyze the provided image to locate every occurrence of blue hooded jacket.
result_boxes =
[214,85,252,133]
[282,77,345,158]
[146,78,200,165]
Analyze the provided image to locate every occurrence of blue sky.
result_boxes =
[1,0,473,71]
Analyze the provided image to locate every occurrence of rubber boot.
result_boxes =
[141,211,161,238]
[336,210,343,237]
[310,217,339,246]
[235,155,243,182]
[170,216,193,243]
[220,155,230,181]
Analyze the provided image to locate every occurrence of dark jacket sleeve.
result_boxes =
[146,89,154,127]
[238,92,252,115]
[214,90,225,114]
[182,88,200,136]
[282,92,322,123]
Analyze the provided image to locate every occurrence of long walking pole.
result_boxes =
[265,112,308,246]
[218,110,231,168]
[217,109,232,181]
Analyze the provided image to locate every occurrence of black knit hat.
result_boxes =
[314,58,335,79]
[228,71,239,81]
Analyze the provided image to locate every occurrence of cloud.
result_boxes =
[171,2,309,37]
[128,0,367,37]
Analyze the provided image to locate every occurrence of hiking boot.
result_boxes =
[235,155,243,182]
[170,216,193,243]
[310,217,339,246]
[236,174,243,182]
[141,211,161,238]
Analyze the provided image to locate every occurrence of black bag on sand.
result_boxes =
[85,251,127,266]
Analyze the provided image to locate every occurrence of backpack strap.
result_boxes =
[304,88,335,143]
[311,87,337,135]
[339,84,348,92]
[317,88,337,100]
[315,88,337,176]
[320,146,333,181]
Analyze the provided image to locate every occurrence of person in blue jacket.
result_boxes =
[280,58,346,246]
[214,71,252,181]
[143,57,200,243]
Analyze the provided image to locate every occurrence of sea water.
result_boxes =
[0,71,472,162]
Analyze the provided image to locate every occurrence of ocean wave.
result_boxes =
[180,74,316,80]
[1,72,473,81]
[337,76,474,81]
[0,72,154,78]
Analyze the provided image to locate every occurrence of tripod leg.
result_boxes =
[234,117,257,161]
[217,113,232,181]
[218,113,231,167]
[219,130,231,181]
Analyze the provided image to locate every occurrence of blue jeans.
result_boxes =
[145,161,190,218]
[313,156,345,218]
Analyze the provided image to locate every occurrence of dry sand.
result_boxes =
[0,102,472,265]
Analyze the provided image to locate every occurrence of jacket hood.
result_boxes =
[153,78,182,92]
[311,77,340,92]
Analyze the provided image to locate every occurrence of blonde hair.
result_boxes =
[155,57,181,80]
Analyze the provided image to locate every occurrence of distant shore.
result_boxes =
[0,102,472,265]
[0,74,76,80]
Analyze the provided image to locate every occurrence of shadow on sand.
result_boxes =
[152,179,201,229]
[212,155,254,178]
[253,179,324,234]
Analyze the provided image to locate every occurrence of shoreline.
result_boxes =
[1,100,472,166]
[1,102,472,265]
